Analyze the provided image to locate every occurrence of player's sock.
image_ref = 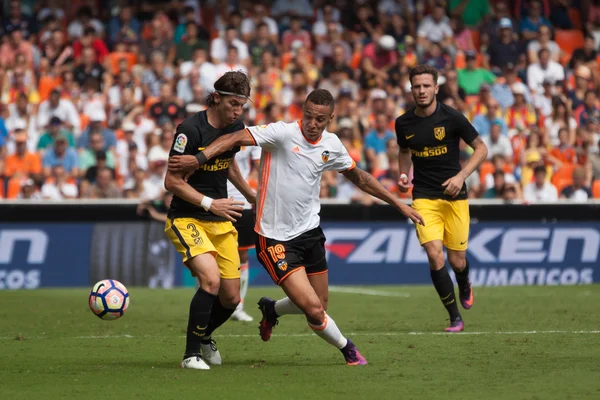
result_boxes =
[204,296,236,337]
[454,258,470,285]
[307,313,348,349]
[185,288,216,357]
[235,262,249,312]
[430,266,461,321]
[274,297,303,317]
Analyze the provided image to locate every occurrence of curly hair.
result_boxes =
[206,71,251,107]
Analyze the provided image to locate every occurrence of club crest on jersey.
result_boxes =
[277,260,288,271]
[321,150,330,163]
[434,127,445,141]
[174,133,187,153]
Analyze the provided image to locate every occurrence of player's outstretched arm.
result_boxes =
[442,136,488,198]
[343,167,425,226]
[168,129,255,173]
[164,169,244,222]
[228,159,257,204]
[397,147,413,193]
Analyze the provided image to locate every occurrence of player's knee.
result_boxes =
[424,247,445,270]
[239,250,249,264]
[448,252,466,270]
[320,295,329,311]
[198,272,221,294]
[304,303,325,325]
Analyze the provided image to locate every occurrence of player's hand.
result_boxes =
[397,173,410,193]
[209,197,244,222]
[442,174,465,198]
[136,203,147,216]
[397,202,425,226]
[168,155,199,173]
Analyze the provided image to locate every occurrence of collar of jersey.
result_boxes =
[298,120,322,145]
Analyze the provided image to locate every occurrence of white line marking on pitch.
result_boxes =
[329,286,411,297]
[3,330,600,341]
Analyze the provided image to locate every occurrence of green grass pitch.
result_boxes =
[1,285,600,400]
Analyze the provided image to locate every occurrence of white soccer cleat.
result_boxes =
[201,339,222,365]
[231,309,254,322]
[180,355,210,370]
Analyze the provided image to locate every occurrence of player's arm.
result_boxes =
[343,166,425,226]
[395,118,413,193]
[228,159,256,204]
[442,116,489,197]
[168,128,255,173]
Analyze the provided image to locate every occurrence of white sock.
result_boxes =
[236,262,249,312]
[307,313,348,349]
[274,297,303,316]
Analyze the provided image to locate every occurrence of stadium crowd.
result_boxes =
[0,0,599,203]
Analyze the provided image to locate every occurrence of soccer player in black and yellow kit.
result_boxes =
[396,65,488,332]
[164,72,256,369]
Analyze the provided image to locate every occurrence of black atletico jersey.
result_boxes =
[395,103,479,200]
[168,111,243,221]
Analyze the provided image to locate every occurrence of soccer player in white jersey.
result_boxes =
[169,89,424,366]
[227,145,261,322]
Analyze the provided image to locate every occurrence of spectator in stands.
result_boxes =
[486,18,522,74]
[73,27,108,64]
[527,48,565,94]
[241,4,278,43]
[73,47,105,88]
[149,83,184,123]
[483,121,513,160]
[141,52,175,98]
[560,166,592,201]
[69,5,106,40]
[473,99,507,137]
[437,69,466,110]
[483,169,508,199]
[313,5,343,43]
[211,25,250,65]
[567,65,593,111]
[248,23,279,67]
[506,83,538,131]
[458,51,497,95]
[215,46,248,78]
[575,90,600,126]
[533,79,556,119]
[527,25,561,64]
[364,114,395,173]
[459,150,481,198]
[417,3,453,55]
[549,127,577,166]
[41,165,78,200]
[545,99,577,146]
[81,167,121,199]
[0,27,34,69]
[569,34,597,70]
[80,132,116,172]
[485,153,518,190]
[37,117,76,151]
[519,0,551,41]
[5,93,38,153]
[524,165,558,202]
[4,129,42,180]
[175,22,209,66]
[17,178,43,200]
[77,109,117,152]
[37,89,80,136]
[42,135,79,178]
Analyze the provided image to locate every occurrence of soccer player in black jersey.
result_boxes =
[164,71,257,369]
[396,65,488,332]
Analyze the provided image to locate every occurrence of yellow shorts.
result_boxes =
[412,199,470,251]
[164,218,240,279]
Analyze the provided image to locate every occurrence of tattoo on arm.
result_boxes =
[344,167,375,187]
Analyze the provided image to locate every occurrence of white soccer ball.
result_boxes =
[89,279,130,320]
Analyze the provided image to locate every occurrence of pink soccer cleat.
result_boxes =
[444,318,465,333]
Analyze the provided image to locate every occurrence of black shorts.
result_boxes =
[256,227,327,285]
[234,209,256,250]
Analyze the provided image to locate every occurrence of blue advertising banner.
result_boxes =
[248,222,600,286]
[0,223,93,289]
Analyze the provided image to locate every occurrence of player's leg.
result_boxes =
[231,209,255,321]
[199,221,242,365]
[231,248,254,321]
[279,269,367,365]
[444,199,473,310]
[165,218,219,370]
[413,199,463,332]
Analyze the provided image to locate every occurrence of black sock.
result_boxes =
[430,267,461,321]
[185,288,216,357]
[204,296,236,339]
[454,258,470,285]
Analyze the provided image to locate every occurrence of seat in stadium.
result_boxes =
[555,30,584,56]
[479,160,494,185]
[592,180,600,199]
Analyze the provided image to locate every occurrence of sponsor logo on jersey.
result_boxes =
[174,133,187,153]
[411,145,448,157]
[321,150,330,163]
[199,157,233,172]
[434,126,445,141]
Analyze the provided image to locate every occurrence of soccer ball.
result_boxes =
[89,279,130,320]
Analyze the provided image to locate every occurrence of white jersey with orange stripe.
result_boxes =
[227,145,262,210]
[247,121,356,241]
